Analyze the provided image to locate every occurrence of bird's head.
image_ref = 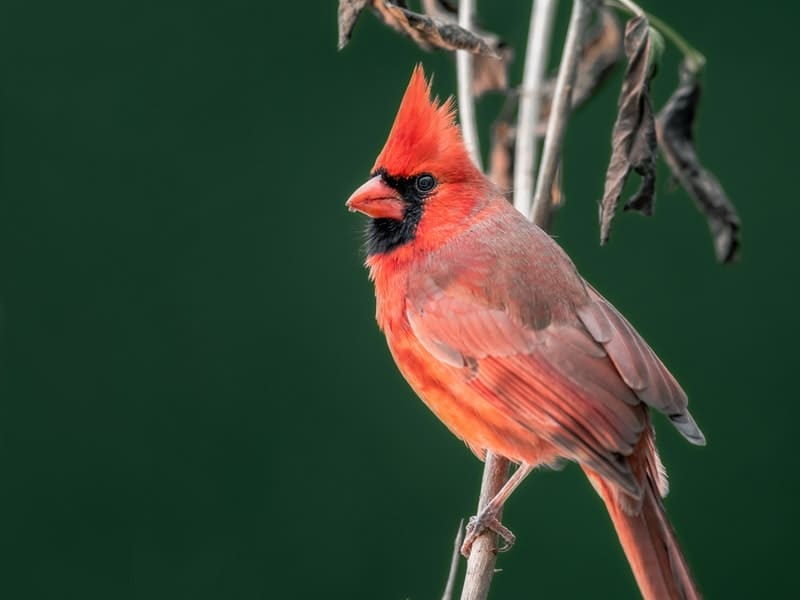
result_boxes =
[346,65,490,257]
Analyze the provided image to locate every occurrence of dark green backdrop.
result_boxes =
[1,1,796,598]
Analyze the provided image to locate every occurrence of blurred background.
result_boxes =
[1,1,797,598]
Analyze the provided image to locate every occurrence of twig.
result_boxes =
[453,5,512,595]
[441,519,465,600]
[455,5,513,594]
[456,0,482,169]
[531,0,594,227]
[606,0,705,72]
[513,0,558,218]
[612,0,643,17]
[454,0,516,600]
[459,453,511,600]
[459,3,559,599]
[644,12,704,72]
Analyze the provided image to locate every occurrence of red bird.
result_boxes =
[347,66,705,600]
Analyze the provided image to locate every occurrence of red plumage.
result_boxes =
[347,66,705,599]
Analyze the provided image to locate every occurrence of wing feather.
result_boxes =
[406,266,704,502]
[577,284,706,446]
[407,273,648,495]
[402,211,704,502]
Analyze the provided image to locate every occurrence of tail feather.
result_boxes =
[584,467,701,600]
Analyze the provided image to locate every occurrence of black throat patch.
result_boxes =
[365,169,426,256]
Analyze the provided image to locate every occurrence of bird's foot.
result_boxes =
[460,506,516,557]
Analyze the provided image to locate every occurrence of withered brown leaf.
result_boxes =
[488,95,519,194]
[551,160,565,210]
[373,1,500,57]
[573,11,624,109]
[471,43,513,96]
[537,11,623,137]
[657,62,741,263]
[489,121,515,193]
[599,15,658,245]
[338,0,370,50]
[487,95,567,221]
[421,0,512,96]
[337,0,500,57]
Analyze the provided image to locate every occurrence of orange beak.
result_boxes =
[345,176,405,220]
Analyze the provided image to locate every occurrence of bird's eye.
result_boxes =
[415,174,437,194]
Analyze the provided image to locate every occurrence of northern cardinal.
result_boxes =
[347,66,705,600]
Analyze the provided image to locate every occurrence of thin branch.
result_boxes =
[454,7,509,595]
[606,0,705,72]
[441,519,465,600]
[456,0,483,169]
[611,0,643,17]
[513,0,559,218]
[459,453,511,600]
[453,4,514,595]
[459,3,559,599]
[456,10,513,600]
[531,0,594,228]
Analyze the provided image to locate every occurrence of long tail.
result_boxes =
[583,467,702,600]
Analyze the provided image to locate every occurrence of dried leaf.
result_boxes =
[339,1,503,79]
[657,62,741,263]
[537,10,623,136]
[421,0,512,96]
[472,44,513,96]
[489,108,564,223]
[599,15,658,245]
[372,1,500,57]
[488,95,519,193]
[551,160,565,209]
[572,11,624,108]
[489,121,515,192]
[337,0,370,50]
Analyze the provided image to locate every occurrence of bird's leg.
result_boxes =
[461,463,535,557]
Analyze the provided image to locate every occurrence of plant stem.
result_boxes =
[459,453,511,600]
[612,0,643,17]
[606,0,706,72]
[441,519,465,600]
[460,3,559,598]
[532,0,593,227]
[645,11,705,72]
[456,6,513,599]
[513,0,558,217]
[456,0,483,169]
[453,4,511,594]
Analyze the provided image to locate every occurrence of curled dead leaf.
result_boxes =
[372,1,500,57]
[657,62,741,263]
[572,11,624,110]
[489,121,515,193]
[487,94,565,222]
[538,10,623,136]
[337,0,370,50]
[337,1,501,61]
[421,0,512,96]
[551,160,565,209]
[472,43,513,96]
[599,15,658,245]
[488,95,519,193]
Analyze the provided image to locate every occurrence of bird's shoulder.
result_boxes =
[408,200,590,331]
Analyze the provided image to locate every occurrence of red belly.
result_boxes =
[385,324,560,467]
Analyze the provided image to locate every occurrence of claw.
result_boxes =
[460,511,516,557]
[458,463,533,557]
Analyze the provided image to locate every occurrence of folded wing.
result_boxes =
[405,240,704,497]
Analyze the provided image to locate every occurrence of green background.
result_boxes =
[1,1,796,598]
